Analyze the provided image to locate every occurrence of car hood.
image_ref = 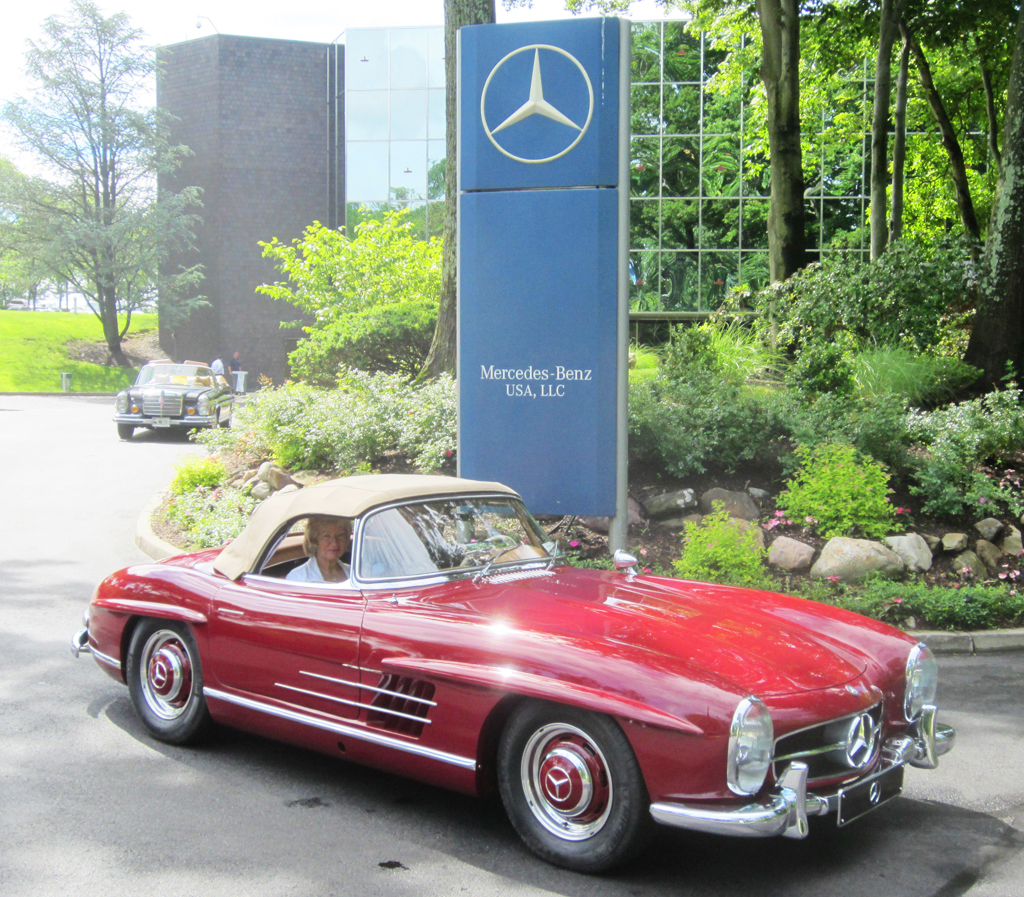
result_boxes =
[459,568,871,698]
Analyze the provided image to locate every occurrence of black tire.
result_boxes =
[126,619,212,745]
[117,423,134,440]
[498,702,651,873]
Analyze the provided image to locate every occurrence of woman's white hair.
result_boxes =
[302,515,351,557]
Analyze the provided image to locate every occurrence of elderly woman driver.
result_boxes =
[286,515,352,583]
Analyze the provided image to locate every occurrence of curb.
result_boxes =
[134,496,1024,656]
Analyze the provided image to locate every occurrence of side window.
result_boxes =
[359,506,441,580]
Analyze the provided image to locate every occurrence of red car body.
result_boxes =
[73,474,954,872]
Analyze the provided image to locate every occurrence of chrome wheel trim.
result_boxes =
[139,631,194,721]
[520,723,613,841]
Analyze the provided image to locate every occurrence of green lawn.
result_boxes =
[0,310,158,393]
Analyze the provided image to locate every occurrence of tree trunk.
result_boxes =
[755,0,806,281]
[902,20,982,244]
[978,44,1004,176]
[963,5,1024,386]
[419,0,496,380]
[889,33,910,245]
[870,0,909,258]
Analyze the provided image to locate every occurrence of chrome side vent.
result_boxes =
[482,568,555,584]
[366,675,435,737]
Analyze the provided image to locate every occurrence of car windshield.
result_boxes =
[357,496,552,581]
[136,363,216,388]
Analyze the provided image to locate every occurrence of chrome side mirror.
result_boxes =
[613,549,639,575]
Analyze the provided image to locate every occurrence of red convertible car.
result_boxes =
[73,474,954,872]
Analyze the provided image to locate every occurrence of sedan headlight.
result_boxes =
[727,697,774,795]
[197,394,210,415]
[904,643,938,720]
[115,392,129,413]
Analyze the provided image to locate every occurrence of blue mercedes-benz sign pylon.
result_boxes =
[458,17,630,534]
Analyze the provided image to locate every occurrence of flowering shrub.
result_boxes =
[168,455,227,496]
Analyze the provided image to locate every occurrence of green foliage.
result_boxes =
[800,579,1024,633]
[163,485,258,550]
[287,300,438,385]
[852,347,980,404]
[785,339,856,397]
[169,455,226,496]
[673,502,769,588]
[753,237,975,355]
[906,384,1024,516]
[778,443,896,539]
[257,210,441,323]
[196,372,457,474]
[0,310,157,392]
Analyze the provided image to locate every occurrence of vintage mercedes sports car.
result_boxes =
[113,360,233,440]
[72,474,954,872]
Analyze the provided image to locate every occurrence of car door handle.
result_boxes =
[217,607,245,617]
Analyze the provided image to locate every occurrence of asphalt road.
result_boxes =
[1,394,1023,897]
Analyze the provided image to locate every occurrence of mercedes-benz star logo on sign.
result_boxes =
[480,44,594,164]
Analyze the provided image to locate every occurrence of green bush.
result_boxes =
[169,455,227,496]
[163,485,258,549]
[852,347,979,405]
[195,372,456,473]
[673,503,769,588]
[287,299,438,385]
[753,236,975,355]
[778,443,896,539]
[785,339,856,397]
[906,384,1024,517]
[800,579,1024,632]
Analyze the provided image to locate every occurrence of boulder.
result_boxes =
[810,538,905,583]
[975,517,1006,542]
[700,488,760,521]
[884,533,933,574]
[922,534,941,552]
[580,499,644,535]
[664,513,704,529]
[768,536,815,572]
[257,462,298,491]
[727,518,766,551]
[1001,526,1023,557]
[975,539,1003,572]
[953,550,984,578]
[250,481,273,500]
[644,489,697,520]
[941,533,968,553]
[748,487,770,504]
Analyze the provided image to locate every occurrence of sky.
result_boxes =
[1,0,684,112]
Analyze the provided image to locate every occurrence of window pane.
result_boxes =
[390,141,428,200]
[427,140,445,199]
[630,198,661,249]
[700,252,741,310]
[391,89,427,140]
[660,251,699,311]
[660,138,699,198]
[428,27,445,87]
[700,200,740,249]
[663,84,701,134]
[740,200,770,249]
[701,138,741,197]
[346,29,389,90]
[346,142,389,202]
[631,22,663,82]
[391,28,428,89]
[630,137,661,198]
[659,198,699,250]
[347,90,389,140]
[428,88,446,140]
[662,23,702,83]
[631,84,663,136]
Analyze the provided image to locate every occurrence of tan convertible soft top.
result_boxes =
[212,473,519,580]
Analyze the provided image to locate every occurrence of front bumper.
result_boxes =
[649,705,955,839]
[114,413,218,428]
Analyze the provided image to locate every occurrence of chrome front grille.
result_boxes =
[773,703,884,784]
[141,391,183,416]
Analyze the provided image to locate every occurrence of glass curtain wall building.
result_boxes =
[629,20,870,317]
[344,27,447,239]
[341,22,872,315]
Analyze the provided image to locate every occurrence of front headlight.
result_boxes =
[904,643,938,720]
[197,394,210,415]
[727,697,774,795]
[115,392,128,413]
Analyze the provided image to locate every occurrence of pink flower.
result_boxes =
[643,567,652,574]
[640,548,648,556]
[775,510,785,517]
[893,597,903,604]
[827,576,839,582]
[569,541,580,548]
[999,572,1008,580]
[979,497,987,504]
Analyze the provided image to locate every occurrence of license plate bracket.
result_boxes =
[152,417,172,428]
[837,764,904,826]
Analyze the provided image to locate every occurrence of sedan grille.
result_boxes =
[773,703,883,784]
[141,391,183,416]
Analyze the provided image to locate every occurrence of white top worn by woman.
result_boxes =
[286,556,351,585]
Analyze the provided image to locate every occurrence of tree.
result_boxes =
[963,4,1024,386]
[1,1,201,366]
